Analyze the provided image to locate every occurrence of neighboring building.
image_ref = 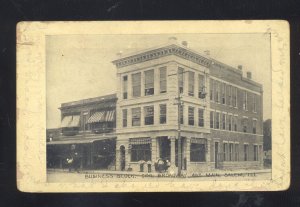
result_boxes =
[46,94,117,170]
[47,37,264,173]
[112,37,264,172]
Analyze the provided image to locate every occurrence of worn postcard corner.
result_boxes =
[17,20,290,192]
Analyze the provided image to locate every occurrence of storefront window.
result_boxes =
[190,143,206,162]
[131,144,151,162]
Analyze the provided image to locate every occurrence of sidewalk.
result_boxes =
[47,168,271,178]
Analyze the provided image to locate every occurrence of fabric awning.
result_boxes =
[69,115,80,127]
[105,110,115,122]
[47,137,116,145]
[87,111,105,124]
[61,116,72,127]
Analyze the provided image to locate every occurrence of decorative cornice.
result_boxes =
[112,44,212,68]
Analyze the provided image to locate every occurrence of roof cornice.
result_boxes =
[112,44,212,68]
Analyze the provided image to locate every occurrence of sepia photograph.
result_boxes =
[17,21,289,192]
[46,33,271,182]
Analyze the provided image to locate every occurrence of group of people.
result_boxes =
[154,158,171,173]
[66,145,80,172]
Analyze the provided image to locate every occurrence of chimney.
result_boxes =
[116,51,123,57]
[246,71,252,79]
[168,36,177,44]
[238,65,243,70]
[182,41,188,47]
[204,50,210,56]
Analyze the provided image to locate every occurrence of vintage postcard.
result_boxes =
[17,21,290,192]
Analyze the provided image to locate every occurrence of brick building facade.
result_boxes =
[47,37,264,173]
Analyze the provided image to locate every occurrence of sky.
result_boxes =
[46,33,271,129]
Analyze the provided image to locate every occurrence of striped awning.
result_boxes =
[61,116,72,127]
[129,137,152,145]
[69,115,80,127]
[87,111,105,124]
[105,110,115,122]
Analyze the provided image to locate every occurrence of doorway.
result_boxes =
[120,145,125,171]
[158,137,170,161]
[215,142,219,168]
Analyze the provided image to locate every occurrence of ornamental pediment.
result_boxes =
[112,44,212,68]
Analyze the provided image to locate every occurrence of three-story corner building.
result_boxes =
[112,37,264,172]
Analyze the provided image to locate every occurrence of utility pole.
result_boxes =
[168,70,188,176]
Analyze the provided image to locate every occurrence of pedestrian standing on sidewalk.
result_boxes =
[147,160,152,173]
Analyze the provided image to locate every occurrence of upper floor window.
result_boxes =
[254,145,258,161]
[210,79,214,101]
[244,144,249,161]
[159,67,167,93]
[188,71,195,96]
[235,143,239,161]
[210,111,214,128]
[232,87,237,107]
[227,115,232,131]
[221,83,226,104]
[188,107,195,126]
[198,108,204,127]
[215,112,220,129]
[144,106,154,125]
[132,73,141,97]
[214,81,220,103]
[144,69,154,96]
[180,105,184,124]
[243,91,248,110]
[242,117,248,133]
[227,85,232,106]
[122,75,128,99]
[198,74,205,98]
[132,107,141,126]
[233,116,238,131]
[229,143,234,161]
[253,94,257,112]
[178,67,184,94]
[160,104,167,124]
[253,119,257,134]
[122,109,127,127]
[222,113,226,130]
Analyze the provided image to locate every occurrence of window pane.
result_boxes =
[160,67,167,93]
[210,111,214,128]
[215,112,219,129]
[132,73,141,97]
[144,106,154,125]
[198,109,204,127]
[122,75,128,99]
[145,69,154,96]
[178,67,184,93]
[188,107,194,125]
[132,107,141,126]
[131,144,151,162]
[190,143,206,162]
[188,71,195,96]
[160,104,167,124]
[122,109,127,127]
